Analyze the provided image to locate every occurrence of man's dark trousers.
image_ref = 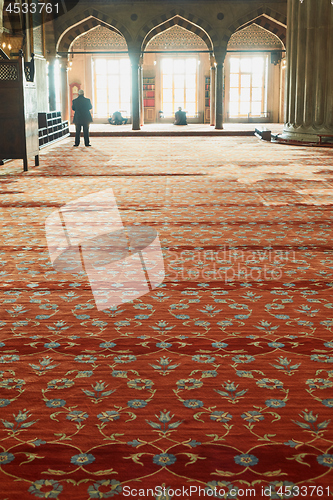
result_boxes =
[75,124,90,146]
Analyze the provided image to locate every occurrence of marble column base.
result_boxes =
[281,125,333,143]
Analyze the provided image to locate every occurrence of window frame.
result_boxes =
[227,53,269,119]
[92,56,131,119]
[161,56,199,118]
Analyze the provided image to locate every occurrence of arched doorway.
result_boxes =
[225,23,285,123]
[141,17,213,124]
[68,25,130,123]
[56,15,130,124]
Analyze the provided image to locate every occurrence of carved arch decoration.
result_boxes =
[139,11,218,53]
[234,15,287,47]
[56,10,131,54]
[225,6,287,45]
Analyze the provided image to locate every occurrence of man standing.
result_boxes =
[72,89,93,147]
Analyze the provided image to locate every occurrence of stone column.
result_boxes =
[210,56,216,126]
[140,59,144,126]
[282,0,333,142]
[47,57,56,112]
[0,0,4,46]
[215,49,226,130]
[60,56,69,122]
[129,51,141,130]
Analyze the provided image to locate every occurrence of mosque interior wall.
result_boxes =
[1,0,288,124]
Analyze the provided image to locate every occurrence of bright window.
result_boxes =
[228,55,268,118]
[93,58,131,118]
[54,59,61,112]
[161,58,198,117]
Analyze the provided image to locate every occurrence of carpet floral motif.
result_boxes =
[0,137,333,499]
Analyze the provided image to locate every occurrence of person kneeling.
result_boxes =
[174,107,187,126]
[108,111,128,125]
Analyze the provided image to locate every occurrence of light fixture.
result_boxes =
[2,42,6,48]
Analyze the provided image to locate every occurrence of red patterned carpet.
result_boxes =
[1,136,333,499]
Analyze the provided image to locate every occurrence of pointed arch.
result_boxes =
[234,15,286,48]
[225,6,287,45]
[139,10,218,53]
[142,16,213,53]
[56,10,131,54]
